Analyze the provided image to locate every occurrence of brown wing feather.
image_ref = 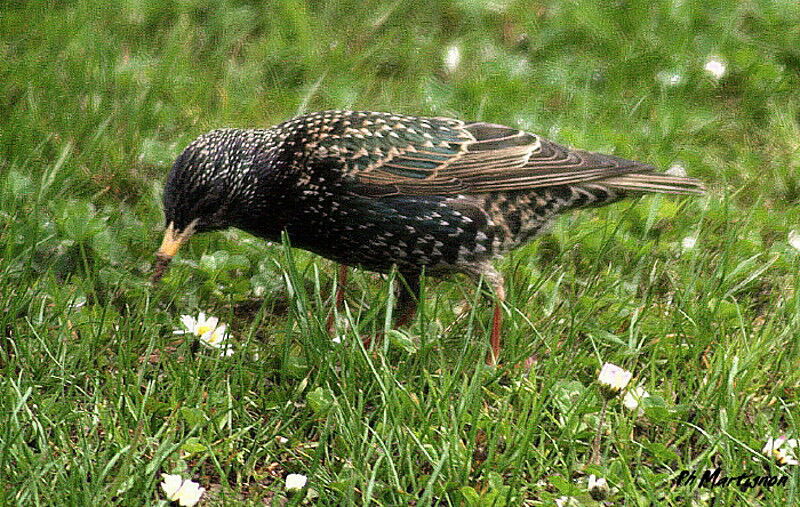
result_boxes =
[350,118,704,196]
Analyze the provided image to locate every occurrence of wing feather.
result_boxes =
[298,112,704,196]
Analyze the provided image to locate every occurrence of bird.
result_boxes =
[152,110,704,363]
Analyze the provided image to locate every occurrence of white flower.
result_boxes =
[176,312,218,338]
[704,56,727,80]
[587,474,610,500]
[554,496,581,507]
[775,449,799,466]
[763,436,799,466]
[598,363,632,397]
[623,385,650,416]
[762,436,792,453]
[665,163,687,177]
[332,335,343,344]
[682,236,697,249]
[789,230,800,252]
[160,474,205,506]
[198,323,228,349]
[285,473,308,492]
[161,474,183,499]
[444,45,461,74]
[175,312,234,354]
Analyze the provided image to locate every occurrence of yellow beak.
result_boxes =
[157,222,191,258]
[151,220,197,283]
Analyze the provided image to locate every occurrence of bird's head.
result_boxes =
[152,128,269,282]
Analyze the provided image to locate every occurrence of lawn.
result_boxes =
[1,0,799,504]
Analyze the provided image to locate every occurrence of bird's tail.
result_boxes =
[601,173,706,195]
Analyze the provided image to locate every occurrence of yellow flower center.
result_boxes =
[196,325,212,336]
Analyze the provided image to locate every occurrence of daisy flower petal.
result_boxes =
[598,362,632,398]
[285,473,308,491]
[161,474,183,499]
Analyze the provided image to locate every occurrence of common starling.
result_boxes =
[153,110,704,363]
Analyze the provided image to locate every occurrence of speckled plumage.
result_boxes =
[158,110,704,360]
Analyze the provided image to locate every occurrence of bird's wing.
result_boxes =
[301,112,703,196]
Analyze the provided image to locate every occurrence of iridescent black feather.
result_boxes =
[161,110,704,295]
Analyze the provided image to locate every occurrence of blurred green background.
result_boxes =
[2,0,799,504]
[4,0,799,203]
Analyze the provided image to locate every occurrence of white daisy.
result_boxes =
[285,473,308,492]
[587,474,610,500]
[704,56,727,80]
[763,436,799,466]
[175,312,219,338]
[175,312,235,355]
[160,474,205,506]
[598,363,632,398]
[198,323,228,349]
[788,230,800,251]
[623,385,650,416]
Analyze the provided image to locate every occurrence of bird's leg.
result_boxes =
[394,273,420,328]
[326,264,349,335]
[488,282,505,366]
[470,266,505,366]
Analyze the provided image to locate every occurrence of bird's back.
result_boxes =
[242,111,703,275]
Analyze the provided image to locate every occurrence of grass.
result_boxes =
[1,0,800,504]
